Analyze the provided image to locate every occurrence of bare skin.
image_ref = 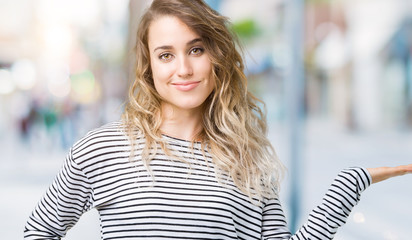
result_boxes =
[367,164,412,184]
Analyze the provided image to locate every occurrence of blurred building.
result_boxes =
[304,0,412,131]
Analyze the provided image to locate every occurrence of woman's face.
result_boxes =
[148,15,215,114]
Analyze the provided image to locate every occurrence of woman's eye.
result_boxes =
[159,53,173,61]
[190,47,204,55]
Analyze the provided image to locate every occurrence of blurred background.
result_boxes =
[1,0,411,239]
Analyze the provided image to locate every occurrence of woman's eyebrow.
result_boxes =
[153,38,203,53]
[187,38,202,45]
[153,45,173,53]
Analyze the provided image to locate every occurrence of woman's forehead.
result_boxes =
[148,16,201,50]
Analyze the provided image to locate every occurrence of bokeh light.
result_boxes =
[11,59,37,90]
[353,212,366,224]
[70,70,100,104]
[0,69,15,94]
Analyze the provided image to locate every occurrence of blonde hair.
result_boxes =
[123,0,284,200]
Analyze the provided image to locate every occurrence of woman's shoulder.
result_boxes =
[70,121,143,163]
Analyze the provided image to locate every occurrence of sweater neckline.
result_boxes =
[161,134,202,145]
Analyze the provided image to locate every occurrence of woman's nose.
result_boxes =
[177,56,193,78]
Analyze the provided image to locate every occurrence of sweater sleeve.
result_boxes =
[262,167,372,239]
[24,149,94,239]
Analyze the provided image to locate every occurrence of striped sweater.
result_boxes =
[24,122,371,239]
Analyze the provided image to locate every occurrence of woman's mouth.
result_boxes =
[171,81,200,91]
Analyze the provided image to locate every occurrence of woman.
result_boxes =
[24,0,412,239]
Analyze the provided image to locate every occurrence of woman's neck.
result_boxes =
[159,103,203,141]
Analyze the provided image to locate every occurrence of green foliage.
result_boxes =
[231,19,260,39]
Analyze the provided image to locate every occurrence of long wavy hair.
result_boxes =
[123,0,284,201]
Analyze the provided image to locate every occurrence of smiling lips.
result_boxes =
[172,81,200,91]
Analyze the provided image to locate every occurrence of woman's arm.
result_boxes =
[262,167,371,239]
[263,164,412,239]
[367,164,412,184]
[24,149,93,239]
